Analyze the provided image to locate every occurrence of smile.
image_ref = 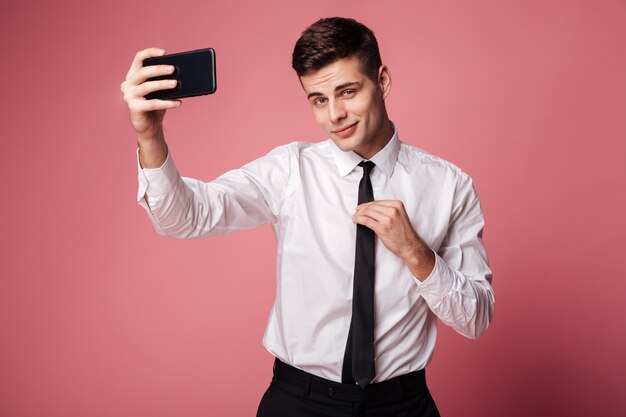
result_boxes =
[332,122,358,138]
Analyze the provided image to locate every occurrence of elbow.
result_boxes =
[467,278,496,339]
[464,297,495,340]
[151,197,212,239]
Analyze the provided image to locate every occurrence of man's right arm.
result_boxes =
[135,142,292,239]
[122,48,291,238]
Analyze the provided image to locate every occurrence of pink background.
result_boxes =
[1,1,625,416]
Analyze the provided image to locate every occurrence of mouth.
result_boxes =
[332,122,358,138]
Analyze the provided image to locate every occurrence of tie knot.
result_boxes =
[358,161,375,177]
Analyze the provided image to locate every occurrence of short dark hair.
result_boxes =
[292,17,382,83]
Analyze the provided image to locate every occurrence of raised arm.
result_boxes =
[121,48,292,239]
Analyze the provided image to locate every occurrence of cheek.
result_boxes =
[312,109,329,127]
[350,97,375,118]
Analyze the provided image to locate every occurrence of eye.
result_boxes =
[342,90,355,97]
[313,97,327,106]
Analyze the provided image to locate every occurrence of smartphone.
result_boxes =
[142,47,216,100]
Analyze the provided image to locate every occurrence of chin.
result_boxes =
[331,136,362,153]
[334,142,356,153]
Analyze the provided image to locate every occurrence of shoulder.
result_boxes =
[262,140,321,154]
[243,140,328,177]
[246,140,317,165]
[398,141,473,186]
[267,140,331,162]
[283,140,328,154]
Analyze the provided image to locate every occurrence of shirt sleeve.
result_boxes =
[136,145,292,239]
[414,175,495,339]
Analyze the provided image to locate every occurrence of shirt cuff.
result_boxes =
[413,250,455,306]
[136,148,180,204]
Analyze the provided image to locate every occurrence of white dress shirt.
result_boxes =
[136,127,495,383]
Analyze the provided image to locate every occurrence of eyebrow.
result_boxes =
[307,82,361,100]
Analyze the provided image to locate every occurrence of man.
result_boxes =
[121,17,494,417]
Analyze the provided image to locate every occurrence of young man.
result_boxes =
[121,17,494,417]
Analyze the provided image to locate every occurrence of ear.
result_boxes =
[377,65,392,99]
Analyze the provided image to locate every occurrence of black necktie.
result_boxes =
[342,160,376,388]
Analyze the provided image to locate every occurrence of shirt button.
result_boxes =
[328,387,334,397]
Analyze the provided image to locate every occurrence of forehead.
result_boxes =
[299,56,369,94]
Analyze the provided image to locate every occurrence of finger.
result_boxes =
[357,200,404,209]
[133,79,179,99]
[122,78,178,102]
[356,201,407,221]
[129,98,182,112]
[125,47,166,80]
[353,213,381,233]
[355,202,402,217]
[126,64,176,91]
[354,205,394,223]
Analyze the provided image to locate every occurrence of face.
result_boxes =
[299,56,392,159]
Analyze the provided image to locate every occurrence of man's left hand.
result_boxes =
[352,200,435,281]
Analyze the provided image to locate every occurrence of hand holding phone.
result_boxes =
[121,47,217,167]
[142,47,217,100]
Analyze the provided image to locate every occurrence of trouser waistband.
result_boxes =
[271,358,428,403]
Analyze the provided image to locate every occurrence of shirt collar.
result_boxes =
[328,123,400,178]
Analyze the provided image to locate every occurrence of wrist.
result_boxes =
[138,132,168,169]
[137,129,165,149]
[405,245,435,282]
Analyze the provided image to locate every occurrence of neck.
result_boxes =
[356,116,394,160]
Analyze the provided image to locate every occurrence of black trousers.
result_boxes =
[256,359,441,417]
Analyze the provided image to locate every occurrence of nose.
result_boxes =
[328,99,347,124]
